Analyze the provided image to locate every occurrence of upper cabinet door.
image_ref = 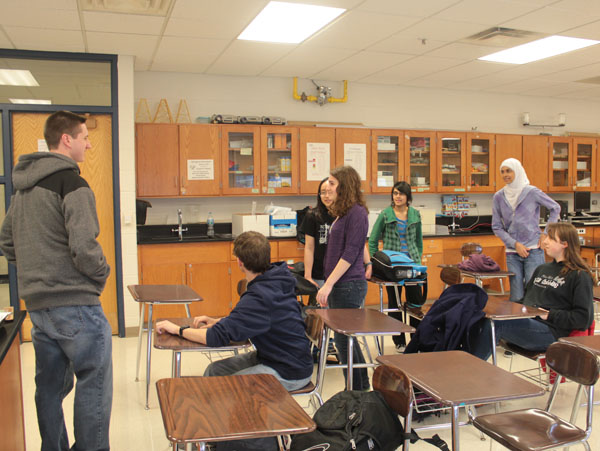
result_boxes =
[437,131,467,193]
[260,126,298,195]
[179,124,221,196]
[467,132,495,193]
[404,131,436,193]
[548,137,572,192]
[299,127,336,195]
[523,136,549,191]
[335,128,371,193]
[221,125,261,195]
[572,137,596,192]
[371,130,404,194]
[136,123,180,197]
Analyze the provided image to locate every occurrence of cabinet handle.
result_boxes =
[181,176,185,188]
[189,270,193,285]
[174,176,178,188]
[181,272,185,284]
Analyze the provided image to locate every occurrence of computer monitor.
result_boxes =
[574,191,591,213]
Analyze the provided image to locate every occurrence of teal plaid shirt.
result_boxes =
[368,206,423,263]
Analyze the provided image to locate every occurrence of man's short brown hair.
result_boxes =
[44,111,87,150]
[233,231,271,274]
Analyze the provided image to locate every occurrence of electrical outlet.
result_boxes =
[593,200,598,206]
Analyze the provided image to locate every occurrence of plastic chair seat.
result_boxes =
[473,408,587,451]
[289,381,315,395]
[500,340,545,361]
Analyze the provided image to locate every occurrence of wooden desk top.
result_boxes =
[484,297,547,320]
[154,318,251,351]
[438,264,514,278]
[313,308,415,335]
[156,374,315,444]
[127,284,203,303]
[559,335,600,354]
[377,351,544,407]
[593,286,600,301]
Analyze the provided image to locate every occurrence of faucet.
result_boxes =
[171,208,188,241]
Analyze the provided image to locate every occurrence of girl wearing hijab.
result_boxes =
[492,158,561,302]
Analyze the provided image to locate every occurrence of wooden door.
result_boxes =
[404,131,436,193]
[179,124,220,196]
[12,113,119,335]
[522,136,549,191]
[467,132,495,193]
[437,131,467,193]
[221,125,261,195]
[335,128,371,193]
[371,129,404,193]
[187,262,231,317]
[260,126,298,195]
[299,127,335,194]
[136,123,179,196]
[572,137,596,192]
[548,137,572,192]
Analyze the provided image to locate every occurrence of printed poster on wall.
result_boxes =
[306,142,330,181]
[187,159,214,180]
[343,143,366,180]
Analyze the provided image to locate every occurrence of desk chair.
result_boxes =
[473,341,600,451]
[461,242,482,260]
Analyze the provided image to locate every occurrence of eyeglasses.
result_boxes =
[392,191,403,196]
[319,191,327,196]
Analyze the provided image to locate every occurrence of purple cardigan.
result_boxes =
[323,204,368,284]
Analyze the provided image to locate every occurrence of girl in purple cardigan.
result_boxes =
[316,165,370,390]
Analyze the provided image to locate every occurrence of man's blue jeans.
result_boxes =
[471,318,556,361]
[328,279,370,391]
[29,305,113,451]
[506,248,545,302]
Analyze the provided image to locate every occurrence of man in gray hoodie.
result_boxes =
[0,111,111,451]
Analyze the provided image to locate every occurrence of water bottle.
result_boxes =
[207,212,215,237]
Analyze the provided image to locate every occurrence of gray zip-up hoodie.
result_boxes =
[0,152,110,311]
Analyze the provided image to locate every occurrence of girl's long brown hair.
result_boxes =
[546,222,594,281]
[328,166,368,217]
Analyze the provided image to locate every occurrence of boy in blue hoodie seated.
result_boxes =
[156,231,313,391]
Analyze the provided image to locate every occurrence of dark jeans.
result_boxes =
[386,285,423,346]
[470,317,556,361]
[29,305,113,451]
[328,279,370,391]
[506,248,545,302]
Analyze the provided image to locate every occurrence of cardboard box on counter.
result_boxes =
[232,213,270,237]
[270,212,297,237]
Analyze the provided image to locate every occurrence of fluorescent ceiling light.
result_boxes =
[0,69,39,86]
[238,1,345,44]
[479,35,600,64]
[9,98,51,104]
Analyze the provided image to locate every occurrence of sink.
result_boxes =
[147,233,231,242]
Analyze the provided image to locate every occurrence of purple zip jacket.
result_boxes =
[492,185,560,252]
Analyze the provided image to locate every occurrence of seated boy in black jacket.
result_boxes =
[156,231,313,391]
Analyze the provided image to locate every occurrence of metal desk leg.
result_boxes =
[145,303,154,409]
[379,285,385,350]
[451,406,460,450]
[347,335,354,391]
[490,320,497,366]
[499,278,505,295]
[184,303,191,318]
[135,302,145,381]
[175,351,182,378]
[317,327,330,394]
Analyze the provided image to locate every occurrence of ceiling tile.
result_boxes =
[521,81,586,97]
[360,55,463,84]
[260,45,356,78]
[551,0,600,18]
[4,27,84,52]
[87,32,158,69]
[83,11,165,34]
[500,5,598,34]
[396,18,489,42]
[357,0,462,17]
[152,36,230,73]
[0,5,80,30]
[421,60,508,83]
[425,42,501,60]
[434,0,541,25]
[0,29,14,49]
[368,35,447,55]
[486,77,556,93]
[562,20,600,40]
[305,10,421,50]
[206,40,295,76]
[556,85,600,99]
[313,51,414,81]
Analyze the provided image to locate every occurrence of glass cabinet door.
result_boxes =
[548,138,571,192]
[371,130,404,193]
[222,126,261,194]
[573,138,596,191]
[438,132,466,193]
[467,132,495,192]
[261,126,297,194]
[404,131,435,192]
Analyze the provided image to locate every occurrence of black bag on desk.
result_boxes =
[371,250,427,282]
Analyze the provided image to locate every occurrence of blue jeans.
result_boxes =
[203,351,312,392]
[506,248,545,302]
[29,305,113,451]
[471,318,556,361]
[328,279,370,391]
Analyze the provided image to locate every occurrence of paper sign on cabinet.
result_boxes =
[306,142,330,181]
[187,159,214,180]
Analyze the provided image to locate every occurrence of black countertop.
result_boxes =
[0,310,25,365]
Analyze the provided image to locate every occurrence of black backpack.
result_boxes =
[290,390,448,451]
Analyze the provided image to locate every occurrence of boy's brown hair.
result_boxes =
[44,110,86,150]
[233,231,271,274]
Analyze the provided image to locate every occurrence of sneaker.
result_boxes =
[503,350,513,357]
[395,344,406,353]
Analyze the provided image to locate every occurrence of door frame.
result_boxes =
[0,48,125,337]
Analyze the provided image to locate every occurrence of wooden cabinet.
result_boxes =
[405,131,436,193]
[523,135,549,191]
[221,125,261,195]
[136,123,180,196]
[371,130,404,193]
[421,238,444,300]
[467,132,495,193]
[335,128,371,193]
[179,124,221,196]
[278,240,305,263]
[548,137,572,192]
[573,137,596,191]
[260,126,298,194]
[299,127,336,194]
[495,134,523,164]
[438,131,467,193]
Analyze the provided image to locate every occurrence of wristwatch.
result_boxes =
[178,325,190,337]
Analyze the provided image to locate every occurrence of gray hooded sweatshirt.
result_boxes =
[0,152,110,311]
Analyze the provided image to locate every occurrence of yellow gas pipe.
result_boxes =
[293,77,348,104]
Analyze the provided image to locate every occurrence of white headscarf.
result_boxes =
[500,158,530,210]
